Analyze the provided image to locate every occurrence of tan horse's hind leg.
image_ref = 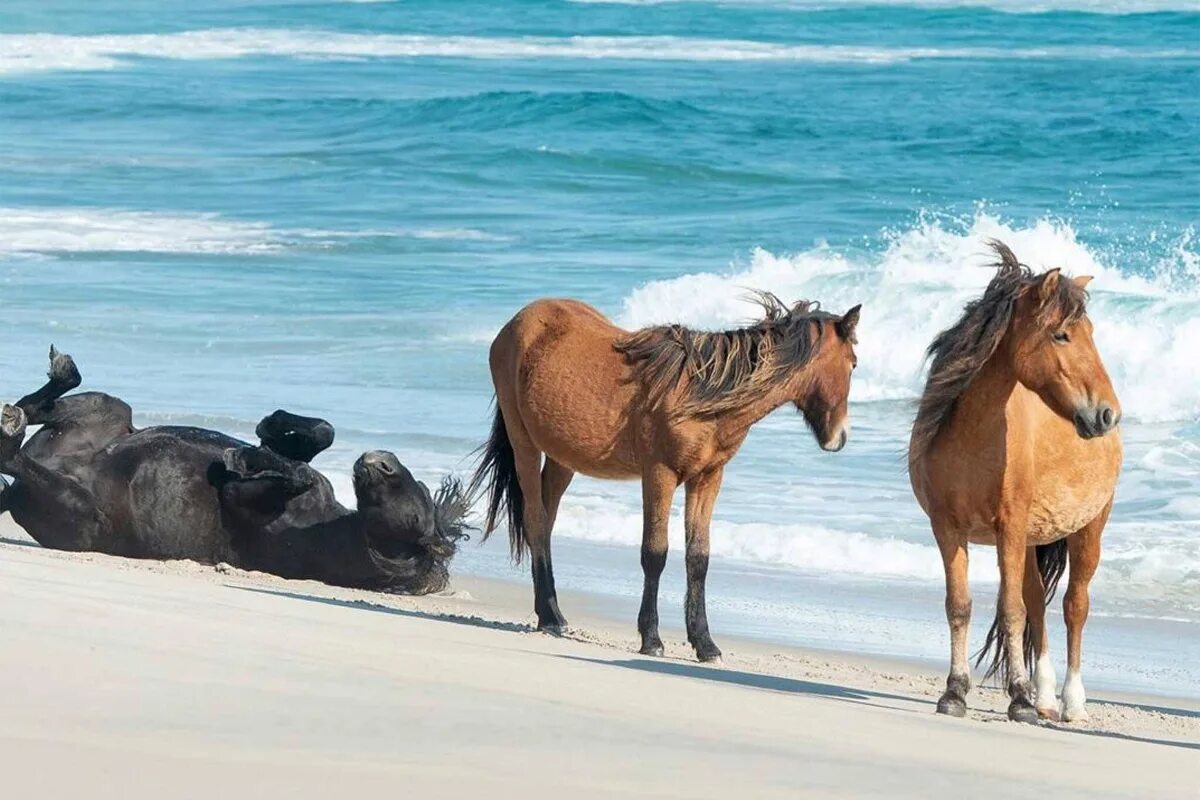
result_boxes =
[1022,548,1059,719]
[997,518,1038,723]
[683,466,724,663]
[934,520,972,717]
[637,464,679,656]
[1062,499,1110,723]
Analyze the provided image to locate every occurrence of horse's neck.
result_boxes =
[713,374,803,439]
[954,351,1020,432]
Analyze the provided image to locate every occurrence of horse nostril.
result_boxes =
[1100,407,1115,429]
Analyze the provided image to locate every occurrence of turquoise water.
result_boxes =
[2,1,1199,694]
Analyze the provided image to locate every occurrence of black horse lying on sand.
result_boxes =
[0,348,468,594]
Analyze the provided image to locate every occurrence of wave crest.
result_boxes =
[619,211,1200,422]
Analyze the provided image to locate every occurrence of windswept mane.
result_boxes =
[614,292,840,417]
[910,240,1090,458]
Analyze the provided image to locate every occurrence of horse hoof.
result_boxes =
[1037,706,1061,722]
[1,405,27,439]
[1007,700,1039,724]
[1061,706,1089,724]
[47,346,81,387]
[639,642,664,657]
[696,647,723,664]
[537,621,567,636]
[936,693,967,717]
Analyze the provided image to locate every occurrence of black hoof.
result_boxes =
[695,644,723,663]
[639,641,665,657]
[936,692,968,717]
[47,346,81,389]
[1,405,27,439]
[537,620,567,636]
[1007,700,1039,724]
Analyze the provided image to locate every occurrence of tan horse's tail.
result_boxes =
[974,539,1069,684]
[467,404,527,562]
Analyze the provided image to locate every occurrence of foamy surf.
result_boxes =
[2,30,1198,76]
[0,207,510,255]
[619,211,1200,422]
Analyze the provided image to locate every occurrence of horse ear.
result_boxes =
[1038,269,1062,303]
[836,304,861,341]
[1072,275,1094,289]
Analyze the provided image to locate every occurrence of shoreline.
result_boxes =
[3,518,1198,795]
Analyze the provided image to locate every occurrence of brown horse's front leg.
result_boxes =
[934,520,972,717]
[637,464,678,656]
[1062,499,1110,723]
[997,515,1038,723]
[684,466,724,663]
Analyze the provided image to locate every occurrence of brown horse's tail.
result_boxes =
[975,539,1069,685]
[467,404,527,562]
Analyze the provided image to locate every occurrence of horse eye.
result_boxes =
[1052,330,1070,344]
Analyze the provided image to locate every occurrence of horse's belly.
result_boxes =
[1026,483,1114,545]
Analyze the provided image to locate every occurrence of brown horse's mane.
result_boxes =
[614,292,841,417]
[910,239,1090,459]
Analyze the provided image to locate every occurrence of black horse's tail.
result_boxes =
[467,404,527,563]
[975,539,1069,684]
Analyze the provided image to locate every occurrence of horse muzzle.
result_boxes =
[821,428,848,453]
[1073,403,1120,439]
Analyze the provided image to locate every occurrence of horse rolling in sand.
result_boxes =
[471,294,861,662]
[909,242,1122,724]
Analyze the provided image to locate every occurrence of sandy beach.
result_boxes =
[1,518,1196,799]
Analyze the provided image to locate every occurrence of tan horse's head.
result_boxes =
[795,305,861,451]
[1007,269,1121,439]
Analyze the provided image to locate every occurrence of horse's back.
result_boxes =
[490,297,640,477]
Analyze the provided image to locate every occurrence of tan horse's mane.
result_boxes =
[614,292,841,418]
[910,239,1090,459]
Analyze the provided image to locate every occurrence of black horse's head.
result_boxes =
[353,451,472,592]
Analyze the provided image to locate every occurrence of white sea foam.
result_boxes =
[0,207,511,255]
[1,29,1196,76]
[0,207,284,255]
[619,211,1200,423]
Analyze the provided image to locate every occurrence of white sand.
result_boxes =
[1,518,1197,799]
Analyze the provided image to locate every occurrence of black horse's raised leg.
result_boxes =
[256,410,335,464]
[16,346,82,424]
[1,405,112,551]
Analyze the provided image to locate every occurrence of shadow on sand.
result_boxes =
[231,582,1200,750]
[230,584,536,635]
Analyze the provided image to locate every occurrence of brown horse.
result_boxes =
[909,241,1122,724]
[470,294,861,661]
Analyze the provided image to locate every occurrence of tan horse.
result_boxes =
[909,241,1122,724]
[470,294,861,661]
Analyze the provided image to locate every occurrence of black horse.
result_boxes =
[0,348,468,594]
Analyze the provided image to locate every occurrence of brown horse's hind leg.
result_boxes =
[515,441,568,633]
[683,466,724,663]
[1023,548,1058,719]
[934,521,972,717]
[541,458,574,533]
[637,464,678,656]
[997,521,1038,723]
[1062,499,1110,723]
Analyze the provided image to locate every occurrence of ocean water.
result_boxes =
[1,1,1198,696]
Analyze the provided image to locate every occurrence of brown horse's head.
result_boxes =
[1007,269,1120,439]
[795,304,861,451]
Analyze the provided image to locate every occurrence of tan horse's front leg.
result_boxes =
[637,464,678,656]
[684,466,724,663]
[1022,548,1058,719]
[1062,499,1110,723]
[934,520,972,716]
[997,515,1038,723]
